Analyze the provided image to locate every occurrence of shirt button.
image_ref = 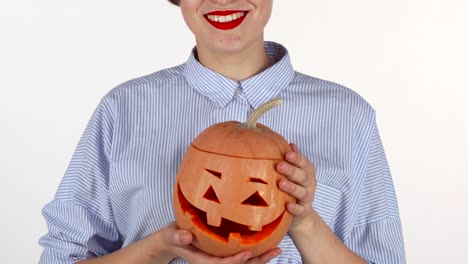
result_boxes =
[235,87,243,95]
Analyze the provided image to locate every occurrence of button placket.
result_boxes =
[234,86,243,95]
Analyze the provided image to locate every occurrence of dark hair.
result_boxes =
[168,0,180,6]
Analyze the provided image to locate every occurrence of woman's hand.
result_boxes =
[77,222,280,264]
[276,143,317,231]
[152,222,282,264]
[276,144,367,264]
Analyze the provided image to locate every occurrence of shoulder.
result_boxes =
[103,64,186,101]
[91,64,192,126]
[289,71,375,119]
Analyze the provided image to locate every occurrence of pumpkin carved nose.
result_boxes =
[241,191,268,207]
[203,186,220,203]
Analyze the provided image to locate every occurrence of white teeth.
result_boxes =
[207,15,219,22]
[206,12,246,23]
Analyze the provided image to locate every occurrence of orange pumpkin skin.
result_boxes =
[173,121,295,257]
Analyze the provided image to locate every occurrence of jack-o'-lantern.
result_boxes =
[173,98,295,257]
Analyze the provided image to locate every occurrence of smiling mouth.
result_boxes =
[204,10,248,30]
[177,184,284,244]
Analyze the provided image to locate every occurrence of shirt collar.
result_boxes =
[183,41,295,109]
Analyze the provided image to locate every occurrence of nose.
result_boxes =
[210,0,237,6]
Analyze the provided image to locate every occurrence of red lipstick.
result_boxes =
[204,10,248,30]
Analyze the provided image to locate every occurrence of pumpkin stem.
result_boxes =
[244,98,283,128]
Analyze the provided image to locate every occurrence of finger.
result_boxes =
[246,248,282,264]
[290,143,301,154]
[163,223,193,246]
[179,245,217,263]
[277,161,308,186]
[227,251,253,264]
[279,179,309,201]
[286,202,309,217]
[285,151,313,172]
[177,230,193,245]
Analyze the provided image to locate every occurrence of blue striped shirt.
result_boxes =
[39,42,405,263]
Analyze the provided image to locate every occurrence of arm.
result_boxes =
[76,233,166,264]
[77,223,281,264]
[278,123,406,263]
[277,144,366,264]
[39,97,122,263]
[345,124,406,263]
[288,211,366,264]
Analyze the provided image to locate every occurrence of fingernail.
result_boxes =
[279,162,288,172]
[287,203,296,211]
[180,232,189,243]
[270,250,279,258]
[280,180,289,189]
[242,252,252,261]
[288,152,296,161]
[291,143,300,153]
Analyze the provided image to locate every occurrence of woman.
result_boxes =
[40,0,405,263]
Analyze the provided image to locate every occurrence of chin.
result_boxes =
[214,37,259,55]
[213,34,241,48]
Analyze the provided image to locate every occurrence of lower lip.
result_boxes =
[204,14,247,30]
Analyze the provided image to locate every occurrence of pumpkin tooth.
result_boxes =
[228,233,242,246]
[206,210,222,227]
[249,223,263,231]
[183,210,195,220]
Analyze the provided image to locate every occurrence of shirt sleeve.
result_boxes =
[346,123,406,263]
[39,96,122,263]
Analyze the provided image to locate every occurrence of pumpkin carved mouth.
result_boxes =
[177,184,284,244]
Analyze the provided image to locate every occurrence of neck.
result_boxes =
[196,40,273,82]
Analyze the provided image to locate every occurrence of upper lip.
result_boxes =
[205,10,248,16]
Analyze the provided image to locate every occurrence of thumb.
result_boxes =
[164,223,193,246]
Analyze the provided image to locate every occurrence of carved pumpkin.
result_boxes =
[173,99,295,257]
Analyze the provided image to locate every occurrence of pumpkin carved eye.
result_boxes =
[249,177,267,184]
[206,169,222,178]
[203,186,220,203]
[241,191,268,207]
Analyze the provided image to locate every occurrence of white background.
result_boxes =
[2,0,467,263]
